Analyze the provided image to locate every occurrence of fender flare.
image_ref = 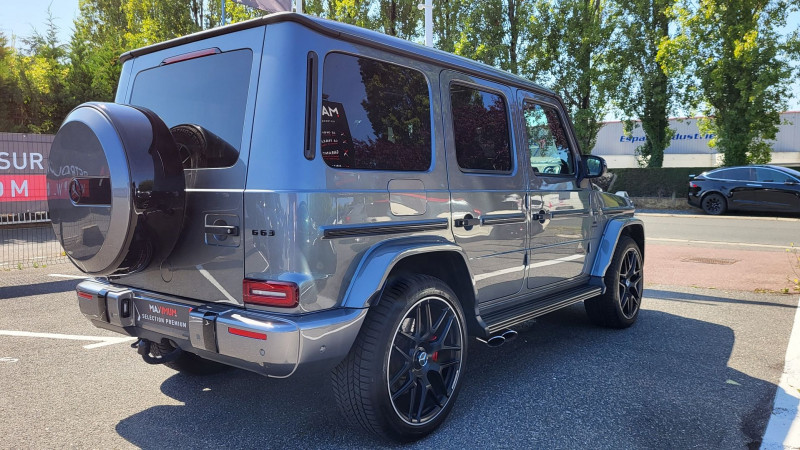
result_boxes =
[589,217,645,278]
[340,236,477,310]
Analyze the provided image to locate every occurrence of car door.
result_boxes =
[442,71,527,303]
[753,167,800,212]
[719,167,759,211]
[518,93,594,292]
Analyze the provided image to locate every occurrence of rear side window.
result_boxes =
[320,53,431,171]
[450,85,511,172]
[130,49,253,167]
[709,168,753,181]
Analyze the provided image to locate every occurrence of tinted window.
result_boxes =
[450,85,511,172]
[756,168,796,183]
[709,168,754,181]
[320,53,431,171]
[130,50,252,162]
[523,102,574,175]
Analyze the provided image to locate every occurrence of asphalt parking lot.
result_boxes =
[1,259,796,449]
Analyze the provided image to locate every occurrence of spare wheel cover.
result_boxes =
[48,102,184,275]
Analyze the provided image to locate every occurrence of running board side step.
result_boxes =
[482,286,603,334]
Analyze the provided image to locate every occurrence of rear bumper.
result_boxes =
[687,193,702,208]
[76,279,367,378]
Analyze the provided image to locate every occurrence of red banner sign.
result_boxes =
[0,175,47,202]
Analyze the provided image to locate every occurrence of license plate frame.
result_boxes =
[133,297,191,338]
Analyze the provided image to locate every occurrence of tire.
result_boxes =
[701,193,727,215]
[330,274,467,441]
[585,236,643,328]
[47,102,186,275]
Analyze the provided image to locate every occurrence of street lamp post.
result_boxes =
[418,0,433,47]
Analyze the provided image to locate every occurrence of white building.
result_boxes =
[593,112,800,168]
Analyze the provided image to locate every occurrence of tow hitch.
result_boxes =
[132,339,184,365]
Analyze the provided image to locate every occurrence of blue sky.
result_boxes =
[1,0,798,112]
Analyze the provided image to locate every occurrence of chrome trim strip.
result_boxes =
[185,188,246,193]
[602,206,635,214]
[321,219,449,239]
[549,209,591,218]
[481,213,526,225]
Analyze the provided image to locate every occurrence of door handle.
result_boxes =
[454,217,481,228]
[532,210,551,224]
[204,225,240,236]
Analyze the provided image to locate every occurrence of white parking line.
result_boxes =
[761,295,800,450]
[647,237,789,250]
[0,330,136,349]
[48,274,88,280]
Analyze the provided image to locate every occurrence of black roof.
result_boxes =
[120,12,555,98]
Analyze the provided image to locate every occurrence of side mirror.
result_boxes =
[582,155,607,179]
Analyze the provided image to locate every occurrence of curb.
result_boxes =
[761,295,800,450]
[636,212,800,222]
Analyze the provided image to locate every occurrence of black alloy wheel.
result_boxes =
[585,235,643,328]
[701,193,727,215]
[617,246,643,320]
[331,274,467,441]
[387,296,464,425]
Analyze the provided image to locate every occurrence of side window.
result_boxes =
[450,85,512,172]
[756,168,792,183]
[727,168,754,181]
[709,168,751,181]
[320,53,431,171]
[523,102,574,176]
[708,168,731,179]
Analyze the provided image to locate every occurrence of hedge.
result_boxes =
[606,166,800,198]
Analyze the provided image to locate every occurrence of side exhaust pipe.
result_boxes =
[501,329,518,343]
[477,329,519,348]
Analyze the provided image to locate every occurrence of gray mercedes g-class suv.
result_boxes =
[47,12,644,441]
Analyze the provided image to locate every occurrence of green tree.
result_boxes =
[433,0,469,53]
[614,0,675,167]
[450,1,529,75]
[204,0,268,29]
[68,0,216,106]
[527,0,622,154]
[13,12,72,133]
[68,0,128,104]
[123,0,200,49]
[305,0,420,38]
[0,33,24,132]
[659,0,799,165]
[377,0,422,39]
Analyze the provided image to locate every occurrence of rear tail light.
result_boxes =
[243,279,299,308]
[689,182,698,188]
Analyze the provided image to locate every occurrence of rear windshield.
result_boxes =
[129,49,252,156]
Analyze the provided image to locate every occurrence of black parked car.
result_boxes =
[688,165,800,215]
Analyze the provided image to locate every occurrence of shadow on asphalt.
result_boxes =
[0,279,80,299]
[115,303,777,449]
[647,288,796,309]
